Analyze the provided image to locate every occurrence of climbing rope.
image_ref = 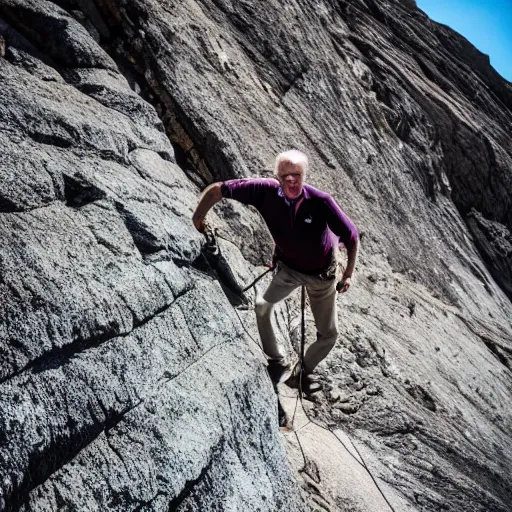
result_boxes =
[242,266,273,293]
[200,230,396,512]
[293,288,396,512]
[239,274,396,512]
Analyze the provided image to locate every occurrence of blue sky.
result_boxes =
[416,0,512,81]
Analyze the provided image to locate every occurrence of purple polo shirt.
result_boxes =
[221,178,358,274]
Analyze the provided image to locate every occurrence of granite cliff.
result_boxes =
[1,0,511,510]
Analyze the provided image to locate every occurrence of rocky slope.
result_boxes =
[1,0,511,511]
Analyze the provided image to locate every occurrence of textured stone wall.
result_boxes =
[0,1,303,510]
[1,0,512,510]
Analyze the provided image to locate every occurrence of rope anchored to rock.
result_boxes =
[200,227,396,512]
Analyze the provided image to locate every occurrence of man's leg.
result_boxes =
[255,265,301,362]
[303,277,339,372]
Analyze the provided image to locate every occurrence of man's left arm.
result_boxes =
[338,238,359,293]
[323,196,359,293]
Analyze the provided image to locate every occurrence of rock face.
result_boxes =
[0,0,511,511]
[0,2,302,511]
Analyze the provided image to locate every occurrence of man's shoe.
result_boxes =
[267,359,292,384]
[285,365,322,394]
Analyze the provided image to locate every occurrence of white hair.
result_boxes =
[274,149,308,177]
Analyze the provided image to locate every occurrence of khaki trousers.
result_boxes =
[255,262,339,371]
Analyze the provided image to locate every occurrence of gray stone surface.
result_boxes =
[1,0,512,511]
[0,2,304,510]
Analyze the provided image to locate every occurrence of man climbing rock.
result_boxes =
[192,150,359,393]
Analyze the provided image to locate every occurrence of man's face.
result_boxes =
[278,162,304,200]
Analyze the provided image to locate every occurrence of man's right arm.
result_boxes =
[193,178,273,232]
[192,182,223,232]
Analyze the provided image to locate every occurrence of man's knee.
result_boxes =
[255,296,273,318]
[322,323,339,346]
